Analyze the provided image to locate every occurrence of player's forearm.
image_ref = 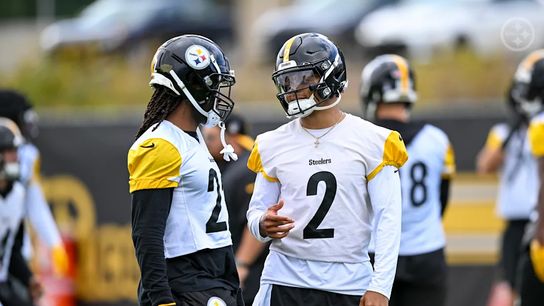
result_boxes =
[235,228,266,266]
[439,178,451,217]
[26,182,62,247]
[367,166,402,298]
[476,147,503,174]
[131,189,175,306]
[247,173,279,242]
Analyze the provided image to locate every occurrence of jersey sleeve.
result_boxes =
[484,124,509,150]
[247,138,279,182]
[128,138,182,193]
[529,117,544,157]
[442,143,456,178]
[367,130,408,181]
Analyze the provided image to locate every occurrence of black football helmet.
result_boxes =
[272,33,347,118]
[0,90,39,140]
[360,54,417,119]
[0,118,23,181]
[508,50,544,120]
[149,34,236,127]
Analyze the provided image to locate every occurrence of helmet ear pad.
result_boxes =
[313,83,333,101]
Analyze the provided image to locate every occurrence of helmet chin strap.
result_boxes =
[218,121,238,162]
[169,70,237,162]
[314,95,341,111]
[286,94,342,119]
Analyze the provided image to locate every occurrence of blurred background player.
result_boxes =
[360,54,455,306]
[476,51,544,306]
[128,34,243,306]
[247,33,407,306]
[0,118,41,306]
[517,50,544,306]
[0,91,69,274]
[204,114,267,305]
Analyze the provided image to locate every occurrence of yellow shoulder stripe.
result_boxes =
[442,144,456,178]
[368,131,408,181]
[128,138,181,193]
[529,121,544,157]
[484,130,503,150]
[247,142,279,182]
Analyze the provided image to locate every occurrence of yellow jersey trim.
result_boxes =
[529,121,544,157]
[247,142,279,182]
[367,131,408,181]
[484,130,503,150]
[128,138,182,193]
[442,144,456,178]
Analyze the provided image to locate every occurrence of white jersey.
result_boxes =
[398,124,454,255]
[128,120,231,258]
[484,123,538,219]
[0,182,26,282]
[247,113,407,298]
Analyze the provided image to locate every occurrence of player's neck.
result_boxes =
[167,101,199,131]
[376,105,410,123]
[300,107,344,129]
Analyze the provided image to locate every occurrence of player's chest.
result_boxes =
[274,145,366,189]
[181,157,221,190]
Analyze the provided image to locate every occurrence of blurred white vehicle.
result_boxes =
[40,0,233,54]
[252,0,397,60]
[354,0,544,58]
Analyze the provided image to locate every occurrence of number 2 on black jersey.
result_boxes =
[303,171,336,239]
[206,168,227,233]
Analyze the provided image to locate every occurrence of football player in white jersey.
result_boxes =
[476,51,544,305]
[128,35,243,306]
[246,33,407,306]
[360,54,455,306]
[517,51,544,306]
[0,90,69,279]
[0,119,41,306]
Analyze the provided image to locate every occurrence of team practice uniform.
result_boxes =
[371,120,455,306]
[0,182,33,306]
[483,122,538,286]
[128,120,241,306]
[246,113,407,305]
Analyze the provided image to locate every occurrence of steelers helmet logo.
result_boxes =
[185,45,211,70]
[207,296,226,306]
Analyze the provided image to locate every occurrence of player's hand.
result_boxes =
[259,199,294,239]
[360,291,388,306]
[29,277,43,301]
[535,219,544,245]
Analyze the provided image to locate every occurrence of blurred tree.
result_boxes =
[0,0,94,19]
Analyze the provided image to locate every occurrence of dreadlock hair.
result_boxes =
[135,86,181,139]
